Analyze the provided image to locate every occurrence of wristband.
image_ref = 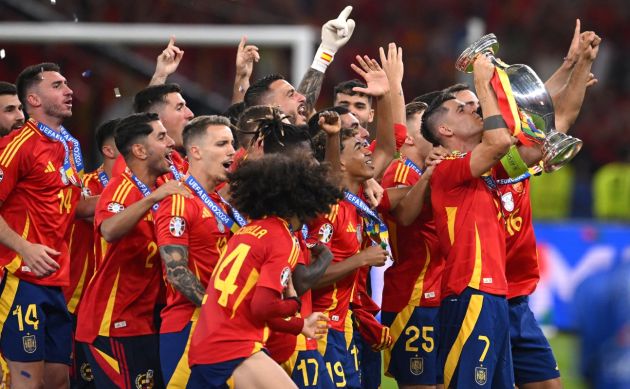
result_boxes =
[483,115,508,131]
[311,45,335,73]
[500,145,529,178]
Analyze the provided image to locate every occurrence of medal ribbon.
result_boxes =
[36,120,84,185]
[184,174,245,233]
[343,191,391,254]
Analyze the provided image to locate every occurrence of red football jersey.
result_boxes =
[63,169,106,313]
[308,201,362,332]
[188,216,301,366]
[430,151,507,298]
[380,158,443,311]
[496,175,539,299]
[155,190,231,333]
[266,231,318,364]
[0,121,82,286]
[75,172,164,343]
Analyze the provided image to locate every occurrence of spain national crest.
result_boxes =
[501,192,515,212]
[80,362,94,382]
[475,366,488,385]
[135,369,154,389]
[22,334,37,354]
[410,357,424,376]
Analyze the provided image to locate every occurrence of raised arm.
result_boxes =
[298,5,356,117]
[351,56,395,178]
[149,36,184,86]
[319,111,342,172]
[470,55,513,177]
[232,36,260,104]
[545,19,581,96]
[292,244,334,296]
[380,43,406,127]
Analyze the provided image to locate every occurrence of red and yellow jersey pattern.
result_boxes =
[0,121,82,287]
[308,200,362,332]
[430,151,507,298]
[63,170,105,313]
[75,172,164,343]
[266,231,318,364]
[380,158,443,311]
[188,217,301,366]
[155,191,231,333]
[495,170,539,299]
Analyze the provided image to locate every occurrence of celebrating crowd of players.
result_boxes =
[0,6,602,389]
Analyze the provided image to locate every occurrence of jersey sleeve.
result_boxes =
[306,211,336,249]
[155,194,192,247]
[257,233,297,294]
[0,133,32,202]
[94,177,137,231]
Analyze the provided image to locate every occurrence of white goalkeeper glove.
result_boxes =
[311,5,356,73]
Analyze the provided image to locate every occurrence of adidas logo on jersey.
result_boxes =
[44,161,56,173]
[347,223,356,232]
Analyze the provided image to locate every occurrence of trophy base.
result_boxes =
[542,131,583,173]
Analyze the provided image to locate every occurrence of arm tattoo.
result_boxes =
[297,68,325,114]
[292,245,334,296]
[159,245,206,307]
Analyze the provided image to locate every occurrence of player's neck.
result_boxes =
[30,111,64,132]
[446,138,475,154]
[187,166,217,194]
[400,145,425,169]
[127,160,158,188]
[103,158,116,178]
[342,174,363,195]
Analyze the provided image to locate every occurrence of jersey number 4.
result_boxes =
[213,243,252,307]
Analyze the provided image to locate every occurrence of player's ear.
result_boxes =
[188,145,201,160]
[131,143,147,160]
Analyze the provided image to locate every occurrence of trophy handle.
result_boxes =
[542,131,583,172]
[456,34,500,73]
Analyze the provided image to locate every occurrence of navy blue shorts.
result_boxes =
[509,296,560,385]
[188,357,245,389]
[317,328,361,389]
[80,334,164,389]
[0,272,72,364]
[382,306,441,386]
[353,329,381,389]
[160,321,194,388]
[439,288,514,388]
[69,314,96,388]
[283,349,335,389]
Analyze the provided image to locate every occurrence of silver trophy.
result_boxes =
[456,33,582,172]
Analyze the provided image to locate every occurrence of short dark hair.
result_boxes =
[405,101,428,120]
[95,118,121,153]
[421,92,455,147]
[16,62,60,106]
[236,105,281,148]
[411,90,441,106]
[183,115,231,150]
[244,74,284,108]
[222,101,245,127]
[114,112,160,158]
[307,106,351,138]
[228,153,343,223]
[0,82,17,97]
[311,127,355,162]
[133,83,182,113]
[333,79,372,105]
[443,83,471,94]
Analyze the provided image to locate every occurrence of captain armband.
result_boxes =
[482,115,508,131]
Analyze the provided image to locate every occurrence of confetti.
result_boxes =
[51,0,56,4]
[0,49,5,59]
[73,13,78,22]
[114,88,121,98]
[81,70,92,78]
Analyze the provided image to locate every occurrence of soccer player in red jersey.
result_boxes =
[0,62,96,388]
[380,101,446,389]
[420,55,519,388]
[75,113,189,389]
[64,119,120,388]
[188,153,341,389]
[0,82,24,137]
[111,84,193,177]
[155,115,235,387]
